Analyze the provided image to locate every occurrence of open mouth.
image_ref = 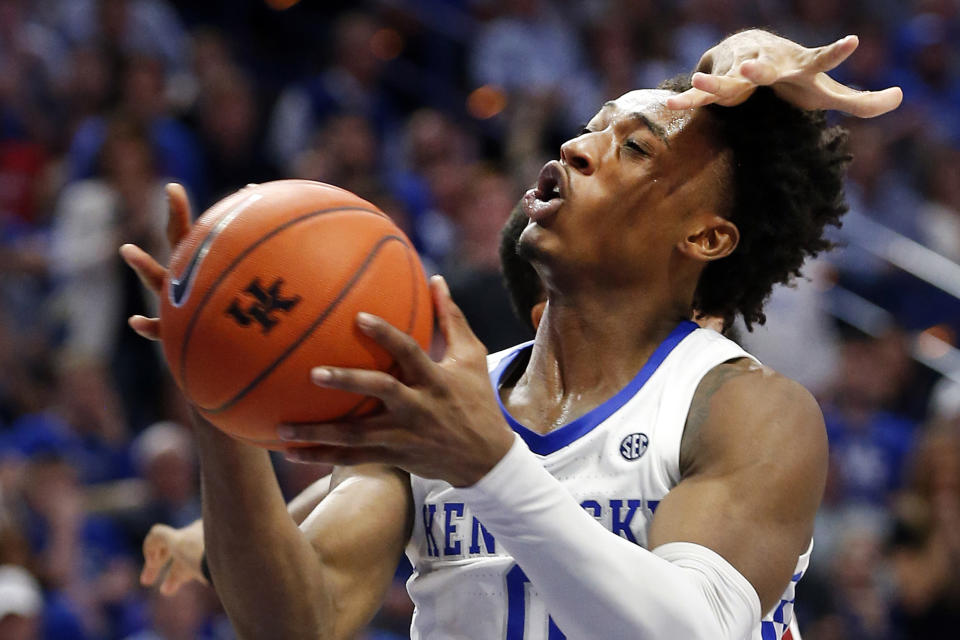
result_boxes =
[534,161,566,201]
[522,161,567,222]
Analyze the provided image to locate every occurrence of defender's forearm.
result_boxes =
[194,416,334,640]
[288,474,333,524]
[187,474,331,573]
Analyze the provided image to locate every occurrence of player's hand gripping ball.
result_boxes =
[159,180,433,448]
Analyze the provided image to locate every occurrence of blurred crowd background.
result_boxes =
[0,0,959,638]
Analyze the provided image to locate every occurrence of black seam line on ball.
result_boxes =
[318,243,423,421]
[177,205,390,405]
[201,233,408,414]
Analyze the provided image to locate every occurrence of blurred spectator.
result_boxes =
[66,54,205,201]
[0,1,955,638]
[55,0,189,74]
[886,490,960,638]
[740,259,841,396]
[782,0,849,46]
[446,167,531,351]
[125,422,199,537]
[292,113,382,201]
[806,519,893,639]
[0,354,132,489]
[891,12,960,144]
[189,28,236,93]
[470,0,585,98]
[833,22,899,92]
[196,66,275,202]
[917,145,960,263]
[388,108,478,264]
[821,333,917,511]
[51,117,169,431]
[928,375,960,424]
[268,12,403,174]
[844,120,924,241]
[564,2,683,132]
[0,307,54,425]
[123,582,219,640]
[672,0,745,71]
[0,564,42,640]
[60,44,116,143]
[19,454,136,638]
[0,0,67,152]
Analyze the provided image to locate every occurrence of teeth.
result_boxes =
[538,183,559,201]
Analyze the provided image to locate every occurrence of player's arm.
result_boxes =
[455,361,825,638]
[277,282,827,638]
[667,28,903,116]
[122,185,412,639]
[132,182,339,595]
[140,473,333,594]
[648,359,828,612]
[195,417,412,640]
[288,472,335,523]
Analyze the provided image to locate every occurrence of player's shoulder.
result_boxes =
[703,358,823,431]
[681,356,827,475]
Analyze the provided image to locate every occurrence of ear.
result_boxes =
[677,214,739,263]
[530,301,546,331]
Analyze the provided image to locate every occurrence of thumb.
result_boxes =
[431,275,483,360]
[141,526,172,585]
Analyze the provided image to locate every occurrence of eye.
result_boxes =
[579,127,593,137]
[624,139,650,157]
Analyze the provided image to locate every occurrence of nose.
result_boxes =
[560,135,596,175]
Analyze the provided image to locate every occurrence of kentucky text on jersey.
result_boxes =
[421,498,662,559]
[406,324,811,640]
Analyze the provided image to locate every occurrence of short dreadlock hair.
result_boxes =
[498,80,851,332]
[658,76,852,329]
[499,201,543,333]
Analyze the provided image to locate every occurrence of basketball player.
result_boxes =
[137,201,725,596]
[124,30,901,640]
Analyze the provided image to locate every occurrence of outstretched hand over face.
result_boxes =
[666,30,902,117]
[278,276,516,488]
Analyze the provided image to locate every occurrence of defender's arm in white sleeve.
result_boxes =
[460,364,828,639]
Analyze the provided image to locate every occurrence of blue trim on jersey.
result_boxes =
[773,599,788,623]
[760,621,778,640]
[490,321,699,455]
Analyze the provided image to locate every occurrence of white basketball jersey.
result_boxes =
[406,321,811,640]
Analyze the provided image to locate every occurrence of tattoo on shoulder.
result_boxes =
[679,359,757,475]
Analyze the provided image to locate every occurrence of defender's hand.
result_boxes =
[666,30,902,117]
[120,183,192,340]
[140,520,208,594]
[277,276,515,488]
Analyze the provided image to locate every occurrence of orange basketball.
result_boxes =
[159,180,433,448]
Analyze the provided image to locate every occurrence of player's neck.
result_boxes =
[523,288,688,400]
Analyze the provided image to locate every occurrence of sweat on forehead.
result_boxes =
[598,89,693,141]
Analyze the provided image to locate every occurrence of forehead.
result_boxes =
[592,89,692,137]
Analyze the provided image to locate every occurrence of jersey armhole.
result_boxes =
[658,333,758,485]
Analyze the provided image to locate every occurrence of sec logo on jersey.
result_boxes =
[619,433,649,461]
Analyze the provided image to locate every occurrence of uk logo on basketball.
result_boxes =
[225,277,301,333]
[619,433,649,461]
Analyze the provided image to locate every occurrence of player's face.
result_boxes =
[518,89,725,288]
